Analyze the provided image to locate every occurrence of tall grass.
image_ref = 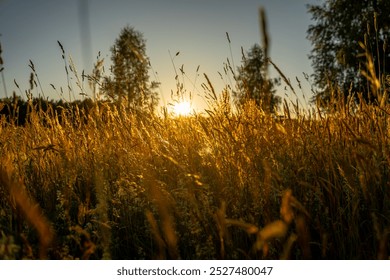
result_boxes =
[0,13,389,259]
[0,84,388,259]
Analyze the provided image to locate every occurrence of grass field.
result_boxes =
[0,85,389,259]
[0,14,389,258]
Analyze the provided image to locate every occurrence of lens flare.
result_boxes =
[173,101,192,116]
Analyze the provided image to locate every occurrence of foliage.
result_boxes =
[0,12,389,261]
[102,26,158,111]
[0,94,97,126]
[234,44,281,113]
[307,0,390,106]
[0,89,389,259]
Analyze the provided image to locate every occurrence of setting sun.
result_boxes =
[172,101,192,116]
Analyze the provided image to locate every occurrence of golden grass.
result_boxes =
[0,8,389,258]
[0,91,388,259]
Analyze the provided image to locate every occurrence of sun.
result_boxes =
[172,101,192,116]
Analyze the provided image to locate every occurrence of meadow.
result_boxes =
[0,23,389,259]
[0,83,389,260]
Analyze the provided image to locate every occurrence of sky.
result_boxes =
[0,0,320,111]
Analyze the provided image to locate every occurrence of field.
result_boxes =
[0,87,389,259]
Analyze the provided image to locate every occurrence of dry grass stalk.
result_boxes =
[0,164,54,259]
[146,180,179,259]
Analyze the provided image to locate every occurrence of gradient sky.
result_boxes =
[0,0,319,111]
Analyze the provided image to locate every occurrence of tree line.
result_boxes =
[1,0,389,121]
[73,0,390,112]
[0,94,100,126]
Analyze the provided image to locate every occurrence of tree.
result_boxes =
[103,26,158,111]
[307,0,390,106]
[234,44,281,113]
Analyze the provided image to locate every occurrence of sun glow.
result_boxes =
[172,101,192,116]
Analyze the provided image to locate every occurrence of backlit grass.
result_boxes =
[0,90,389,259]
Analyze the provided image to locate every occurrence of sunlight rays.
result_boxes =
[172,100,192,116]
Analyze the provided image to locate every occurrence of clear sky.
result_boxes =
[0,0,319,111]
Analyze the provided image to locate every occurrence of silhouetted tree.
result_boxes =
[0,94,98,127]
[234,44,281,113]
[307,0,390,106]
[103,26,158,111]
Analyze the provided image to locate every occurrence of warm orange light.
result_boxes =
[173,101,192,116]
